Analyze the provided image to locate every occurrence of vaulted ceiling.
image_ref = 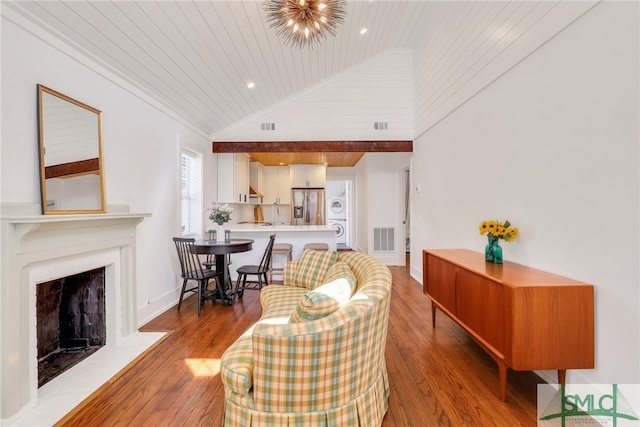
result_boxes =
[7,0,433,137]
[5,0,591,167]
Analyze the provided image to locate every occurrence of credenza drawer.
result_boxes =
[424,253,457,316]
[455,269,506,355]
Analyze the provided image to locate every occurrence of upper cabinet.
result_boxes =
[263,166,291,205]
[290,164,326,188]
[250,161,265,201]
[217,153,250,204]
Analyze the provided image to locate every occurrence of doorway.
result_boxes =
[403,167,410,267]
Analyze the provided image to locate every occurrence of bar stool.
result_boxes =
[303,243,329,251]
[269,243,292,284]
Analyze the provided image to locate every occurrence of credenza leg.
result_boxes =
[558,369,566,384]
[431,303,437,328]
[498,362,508,401]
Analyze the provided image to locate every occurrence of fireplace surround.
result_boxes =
[0,204,149,420]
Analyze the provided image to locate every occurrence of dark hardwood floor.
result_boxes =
[56,264,545,426]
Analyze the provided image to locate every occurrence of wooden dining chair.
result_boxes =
[173,237,224,315]
[232,234,276,305]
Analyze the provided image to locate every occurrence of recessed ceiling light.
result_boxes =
[247,82,255,89]
[360,28,367,35]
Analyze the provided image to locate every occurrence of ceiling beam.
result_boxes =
[44,158,100,179]
[212,140,413,153]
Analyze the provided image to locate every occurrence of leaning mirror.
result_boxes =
[38,84,106,214]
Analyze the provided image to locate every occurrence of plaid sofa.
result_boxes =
[220,251,392,426]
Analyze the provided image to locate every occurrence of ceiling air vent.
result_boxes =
[261,122,276,131]
[373,121,388,130]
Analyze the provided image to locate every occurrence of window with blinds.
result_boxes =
[180,149,202,236]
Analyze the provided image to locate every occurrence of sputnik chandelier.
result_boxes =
[263,0,347,48]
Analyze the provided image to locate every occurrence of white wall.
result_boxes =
[410,1,639,385]
[1,11,218,326]
[354,153,411,264]
[354,157,370,254]
[213,49,413,142]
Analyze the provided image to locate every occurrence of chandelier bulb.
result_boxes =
[304,27,310,37]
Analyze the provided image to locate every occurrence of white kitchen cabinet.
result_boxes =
[263,166,291,205]
[250,161,265,202]
[290,164,326,188]
[217,153,250,204]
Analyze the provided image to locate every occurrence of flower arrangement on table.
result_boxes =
[208,202,233,242]
[479,220,519,264]
[209,202,233,225]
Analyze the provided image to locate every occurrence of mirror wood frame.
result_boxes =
[38,84,106,214]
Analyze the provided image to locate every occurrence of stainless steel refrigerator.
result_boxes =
[291,188,325,225]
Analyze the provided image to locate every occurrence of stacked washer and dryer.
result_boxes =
[326,181,349,247]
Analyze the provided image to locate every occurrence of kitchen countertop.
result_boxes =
[211,223,337,272]
[227,223,336,232]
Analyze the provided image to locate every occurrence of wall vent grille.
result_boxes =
[373,227,395,252]
[261,122,276,131]
[373,121,388,130]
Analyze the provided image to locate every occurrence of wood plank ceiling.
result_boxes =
[248,152,364,167]
[8,0,432,137]
[5,1,579,166]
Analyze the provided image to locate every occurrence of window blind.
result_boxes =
[180,150,202,236]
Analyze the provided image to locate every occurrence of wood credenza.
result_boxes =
[422,249,594,400]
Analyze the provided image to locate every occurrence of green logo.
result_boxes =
[539,384,639,426]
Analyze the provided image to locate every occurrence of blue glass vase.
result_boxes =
[485,236,503,264]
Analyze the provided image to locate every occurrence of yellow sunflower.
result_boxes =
[479,220,518,242]
[479,220,499,236]
[505,227,519,242]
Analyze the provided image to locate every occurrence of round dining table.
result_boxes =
[194,239,254,305]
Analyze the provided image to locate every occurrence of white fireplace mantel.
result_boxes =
[0,203,150,420]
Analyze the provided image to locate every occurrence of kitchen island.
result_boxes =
[221,223,338,281]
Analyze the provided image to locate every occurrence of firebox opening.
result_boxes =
[36,267,106,388]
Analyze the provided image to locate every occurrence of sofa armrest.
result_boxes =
[220,334,255,395]
[250,300,387,413]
